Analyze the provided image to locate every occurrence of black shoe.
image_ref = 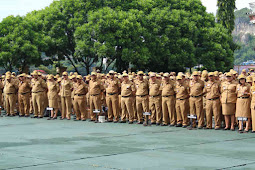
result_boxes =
[47,117,52,120]
[176,124,182,127]
[119,120,126,123]
[161,124,167,126]
[19,115,24,117]
[182,125,187,128]
[81,119,86,121]
[32,116,38,118]
[90,119,95,122]
[251,131,255,133]
[169,124,175,127]
[107,120,113,122]
[137,121,143,124]
[114,121,118,123]
[143,123,148,126]
[128,121,133,124]
[197,126,203,129]
[25,115,30,117]
[215,128,221,130]
[156,123,160,126]
[151,122,156,125]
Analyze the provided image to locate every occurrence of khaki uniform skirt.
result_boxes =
[222,103,236,116]
[236,98,251,118]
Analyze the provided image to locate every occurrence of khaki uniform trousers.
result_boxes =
[136,95,149,122]
[61,96,72,119]
[73,95,87,120]
[189,96,204,127]
[89,94,101,121]
[43,92,48,112]
[106,94,119,121]
[252,109,255,132]
[206,98,221,129]
[121,96,134,122]
[176,99,189,126]
[162,96,176,125]
[18,93,30,116]
[132,96,137,120]
[32,92,45,117]
[149,96,162,123]
[5,93,16,115]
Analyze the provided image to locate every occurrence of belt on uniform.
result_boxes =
[122,95,131,98]
[150,94,161,98]
[75,94,85,96]
[162,95,175,97]
[107,93,117,95]
[6,93,14,95]
[191,94,203,98]
[176,98,188,100]
[238,97,249,99]
[20,92,30,95]
[32,91,43,93]
[208,97,219,100]
[136,95,148,97]
[90,94,99,96]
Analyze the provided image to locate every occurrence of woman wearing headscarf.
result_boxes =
[236,74,251,132]
[221,72,237,131]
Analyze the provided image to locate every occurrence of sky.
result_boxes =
[0,0,254,21]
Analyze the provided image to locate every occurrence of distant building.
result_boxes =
[248,2,255,24]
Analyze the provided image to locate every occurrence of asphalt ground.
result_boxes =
[1,113,255,170]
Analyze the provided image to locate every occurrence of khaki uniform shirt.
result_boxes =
[18,79,31,94]
[89,79,104,95]
[135,79,149,96]
[60,79,72,97]
[250,86,255,109]
[121,80,135,97]
[105,78,120,94]
[175,82,189,99]
[149,79,161,96]
[4,79,18,94]
[47,81,59,100]
[74,81,88,95]
[221,81,237,104]
[31,78,47,93]
[204,80,221,99]
[189,79,204,97]
[161,79,175,96]
[236,83,250,98]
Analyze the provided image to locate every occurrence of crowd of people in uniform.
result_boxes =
[2,68,255,133]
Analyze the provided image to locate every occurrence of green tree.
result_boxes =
[217,0,236,34]
[0,15,48,72]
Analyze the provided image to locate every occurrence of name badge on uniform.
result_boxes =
[127,85,130,89]
[207,84,210,87]
[223,86,226,90]
[237,88,240,91]
[253,91,255,94]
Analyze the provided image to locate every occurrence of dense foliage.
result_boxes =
[0,0,237,73]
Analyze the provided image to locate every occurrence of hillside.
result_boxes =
[234,8,255,65]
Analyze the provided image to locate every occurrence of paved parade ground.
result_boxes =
[1,114,255,170]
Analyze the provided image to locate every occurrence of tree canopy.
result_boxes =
[0,0,237,73]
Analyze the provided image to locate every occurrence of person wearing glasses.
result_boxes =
[60,72,73,120]
[135,71,149,125]
[105,70,121,123]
